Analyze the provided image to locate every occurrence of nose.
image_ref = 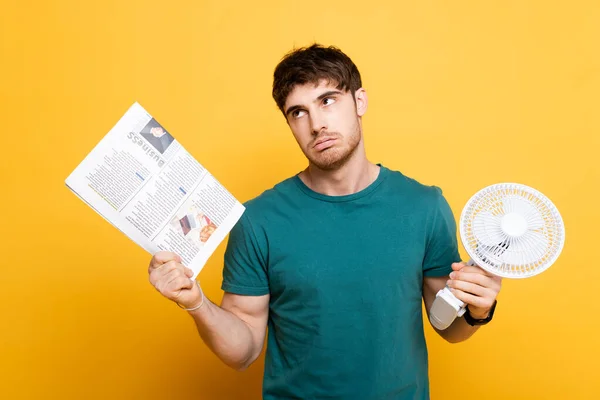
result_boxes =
[309,110,327,135]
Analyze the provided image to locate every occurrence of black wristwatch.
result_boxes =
[464,300,497,326]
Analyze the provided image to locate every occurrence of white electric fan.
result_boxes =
[430,183,565,330]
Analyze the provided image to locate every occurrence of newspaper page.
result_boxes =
[65,102,245,278]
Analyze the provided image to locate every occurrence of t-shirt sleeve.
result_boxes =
[422,187,462,277]
[221,211,270,295]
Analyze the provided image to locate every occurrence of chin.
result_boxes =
[309,149,349,170]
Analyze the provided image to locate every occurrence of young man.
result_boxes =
[148,44,501,399]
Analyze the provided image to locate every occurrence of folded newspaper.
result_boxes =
[65,102,245,278]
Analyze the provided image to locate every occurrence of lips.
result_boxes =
[313,136,337,151]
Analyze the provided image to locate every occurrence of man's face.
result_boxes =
[283,80,367,170]
[150,126,166,138]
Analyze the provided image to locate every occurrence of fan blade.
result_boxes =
[526,215,544,230]
[503,196,544,230]
[472,211,504,246]
[502,231,549,265]
[502,196,534,217]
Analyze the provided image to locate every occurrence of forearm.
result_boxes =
[187,298,258,371]
[147,253,265,370]
[436,315,481,343]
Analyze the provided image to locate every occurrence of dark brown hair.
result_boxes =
[272,44,362,115]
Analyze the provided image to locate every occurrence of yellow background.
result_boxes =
[1,1,598,399]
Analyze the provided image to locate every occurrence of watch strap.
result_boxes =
[464,300,497,326]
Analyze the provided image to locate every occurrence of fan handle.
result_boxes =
[428,260,476,330]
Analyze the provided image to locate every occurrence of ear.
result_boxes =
[354,88,368,117]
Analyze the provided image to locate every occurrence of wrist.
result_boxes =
[467,306,491,319]
[464,300,497,326]
[176,281,205,311]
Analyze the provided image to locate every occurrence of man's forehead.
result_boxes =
[284,80,342,107]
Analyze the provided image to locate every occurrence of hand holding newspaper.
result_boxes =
[65,103,245,279]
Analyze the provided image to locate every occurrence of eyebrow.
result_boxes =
[285,90,343,117]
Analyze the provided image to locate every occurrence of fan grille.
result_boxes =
[459,183,565,278]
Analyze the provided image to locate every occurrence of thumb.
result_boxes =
[184,267,194,278]
[451,262,466,271]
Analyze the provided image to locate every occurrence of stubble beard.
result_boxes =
[306,123,362,171]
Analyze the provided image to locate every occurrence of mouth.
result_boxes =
[313,137,337,151]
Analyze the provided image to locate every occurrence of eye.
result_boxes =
[322,97,336,106]
[292,109,307,119]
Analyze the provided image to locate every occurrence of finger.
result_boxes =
[164,268,185,287]
[149,251,182,270]
[149,261,180,284]
[169,277,195,298]
[149,264,170,287]
[184,267,194,278]
[150,262,182,288]
[450,271,496,289]
[449,288,496,310]
[150,251,178,267]
[448,279,492,297]
[457,265,495,277]
[451,262,467,271]
[154,268,186,295]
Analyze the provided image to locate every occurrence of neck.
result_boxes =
[299,146,380,196]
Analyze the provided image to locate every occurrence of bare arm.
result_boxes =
[423,262,501,343]
[188,292,269,371]
[148,251,269,371]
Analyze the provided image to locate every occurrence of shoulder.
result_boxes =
[243,175,297,210]
[235,174,300,231]
[382,165,447,207]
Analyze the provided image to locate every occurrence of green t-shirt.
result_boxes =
[222,165,460,400]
